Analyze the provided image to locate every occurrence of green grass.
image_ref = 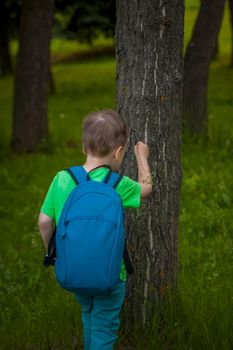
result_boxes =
[0,1,233,349]
[51,36,114,56]
[10,35,114,66]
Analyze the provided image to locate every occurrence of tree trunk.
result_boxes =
[211,41,219,61]
[229,0,233,66]
[48,67,56,95]
[116,0,184,325]
[0,1,12,76]
[12,0,54,152]
[183,0,225,136]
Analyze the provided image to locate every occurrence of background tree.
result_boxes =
[116,0,184,324]
[12,0,54,152]
[183,0,226,137]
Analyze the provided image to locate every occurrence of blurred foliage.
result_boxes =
[54,0,115,44]
[2,0,20,38]
[4,0,116,44]
[4,0,115,45]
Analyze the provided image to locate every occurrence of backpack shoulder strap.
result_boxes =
[105,172,123,189]
[65,166,88,185]
[66,166,123,189]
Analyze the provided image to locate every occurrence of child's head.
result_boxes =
[82,109,128,170]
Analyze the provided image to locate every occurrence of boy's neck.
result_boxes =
[83,154,112,172]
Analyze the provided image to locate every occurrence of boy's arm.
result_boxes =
[38,212,54,250]
[134,141,153,198]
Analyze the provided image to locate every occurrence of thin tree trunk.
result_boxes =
[0,1,12,76]
[183,0,225,136]
[211,41,219,61]
[116,0,184,325]
[12,0,54,152]
[48,67,56,95]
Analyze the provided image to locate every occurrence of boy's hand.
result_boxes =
[134,141,149,159]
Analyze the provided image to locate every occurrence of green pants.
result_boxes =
[76,280,126,350]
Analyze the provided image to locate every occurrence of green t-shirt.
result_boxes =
[40,166,141,281]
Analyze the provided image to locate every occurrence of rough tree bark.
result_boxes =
[116,0,184,324]
[183,0,225,136]
[0,1,12,76]
[12,0,54,152]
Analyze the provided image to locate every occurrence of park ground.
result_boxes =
[0,1,233,349]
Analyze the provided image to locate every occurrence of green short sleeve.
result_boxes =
[40,171,76,224]
[116,175,141,208]
[40,176,56,220]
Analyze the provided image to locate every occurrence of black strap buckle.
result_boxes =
[123,243,134,275]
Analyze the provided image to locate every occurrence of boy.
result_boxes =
[38,109,152,349]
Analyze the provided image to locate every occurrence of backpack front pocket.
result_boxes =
[63,215,120,293]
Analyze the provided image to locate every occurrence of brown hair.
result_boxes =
[82,109,128,157]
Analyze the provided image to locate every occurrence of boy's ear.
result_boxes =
[82,147,86,155]
[114,145,124,159]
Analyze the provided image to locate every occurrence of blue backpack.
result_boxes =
[47,165,132,296]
